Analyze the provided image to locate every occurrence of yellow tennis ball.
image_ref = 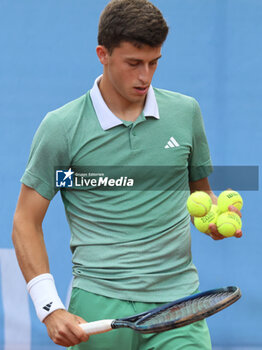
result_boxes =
[194,205,218,233]
[187,191,212,217]
[217,211,242,237]
[217,190,243,213]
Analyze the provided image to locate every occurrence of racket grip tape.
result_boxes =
[79,320,114,335]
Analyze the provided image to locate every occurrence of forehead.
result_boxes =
[111,41,162,60]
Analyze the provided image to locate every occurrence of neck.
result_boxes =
[98,75,146,122]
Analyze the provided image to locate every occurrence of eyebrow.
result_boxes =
[126,55,162,63]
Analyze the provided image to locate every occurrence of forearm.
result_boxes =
[12,185,89,345]
[12,215,50,283]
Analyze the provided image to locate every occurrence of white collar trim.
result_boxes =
[90,75,159,130]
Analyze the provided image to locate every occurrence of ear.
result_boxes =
[96,45,110,65]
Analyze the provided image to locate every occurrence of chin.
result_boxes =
[129,95,145,103]
[120,90,145,104]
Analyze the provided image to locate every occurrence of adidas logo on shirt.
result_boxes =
[165,137,180,149]
[43,302,53,312]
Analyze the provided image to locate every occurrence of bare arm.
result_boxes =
[12,184,50,281]
[189,178,242,240]
[12,184,89,347]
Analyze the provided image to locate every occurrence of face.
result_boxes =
[97,42,162,104]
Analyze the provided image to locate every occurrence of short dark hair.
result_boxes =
[98,0,169,54]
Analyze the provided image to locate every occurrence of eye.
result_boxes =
[128,62,139,67]
[150,60,158,66]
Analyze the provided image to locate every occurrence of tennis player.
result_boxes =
[12,0,242,349]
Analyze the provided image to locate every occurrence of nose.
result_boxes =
[138,64,151,84]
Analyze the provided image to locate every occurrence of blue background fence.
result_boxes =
[0,0,261,349]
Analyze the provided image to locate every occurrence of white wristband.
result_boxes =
[27,273,66,322]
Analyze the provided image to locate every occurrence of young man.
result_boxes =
[12,0,242,349]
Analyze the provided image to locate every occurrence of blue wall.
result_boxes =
[1,0,261,348]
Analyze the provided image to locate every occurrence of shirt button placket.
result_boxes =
[129,125,137,149]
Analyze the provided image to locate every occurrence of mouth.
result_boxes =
[133,86,149,95]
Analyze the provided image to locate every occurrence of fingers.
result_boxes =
[75,315,89,324]
[51,324,89,347]
[57,323,89,347]
[208,223,242,240]
[51,325,83,347]
[205,205,243,240]
[44,309,89,347]
[228,205,242,218]
[228,206,243,237]
[208,223,225,240]
[234,229,242,238]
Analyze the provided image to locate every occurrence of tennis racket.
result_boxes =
[79,286,241,335]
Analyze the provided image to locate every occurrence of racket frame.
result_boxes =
[112,286,241,333]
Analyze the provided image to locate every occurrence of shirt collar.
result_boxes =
[90,75,160,130]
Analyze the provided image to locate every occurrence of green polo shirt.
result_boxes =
[21,77,212,302]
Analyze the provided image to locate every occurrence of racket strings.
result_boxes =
[138,292,231,326]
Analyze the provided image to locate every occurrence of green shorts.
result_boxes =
[68,288,212,350]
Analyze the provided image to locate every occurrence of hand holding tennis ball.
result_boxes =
[190,189,243,239]
[216,211,242,237]
[215,190,243,237]
[187,191,212,217]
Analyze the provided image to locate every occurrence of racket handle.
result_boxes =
[79,320,114,335]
